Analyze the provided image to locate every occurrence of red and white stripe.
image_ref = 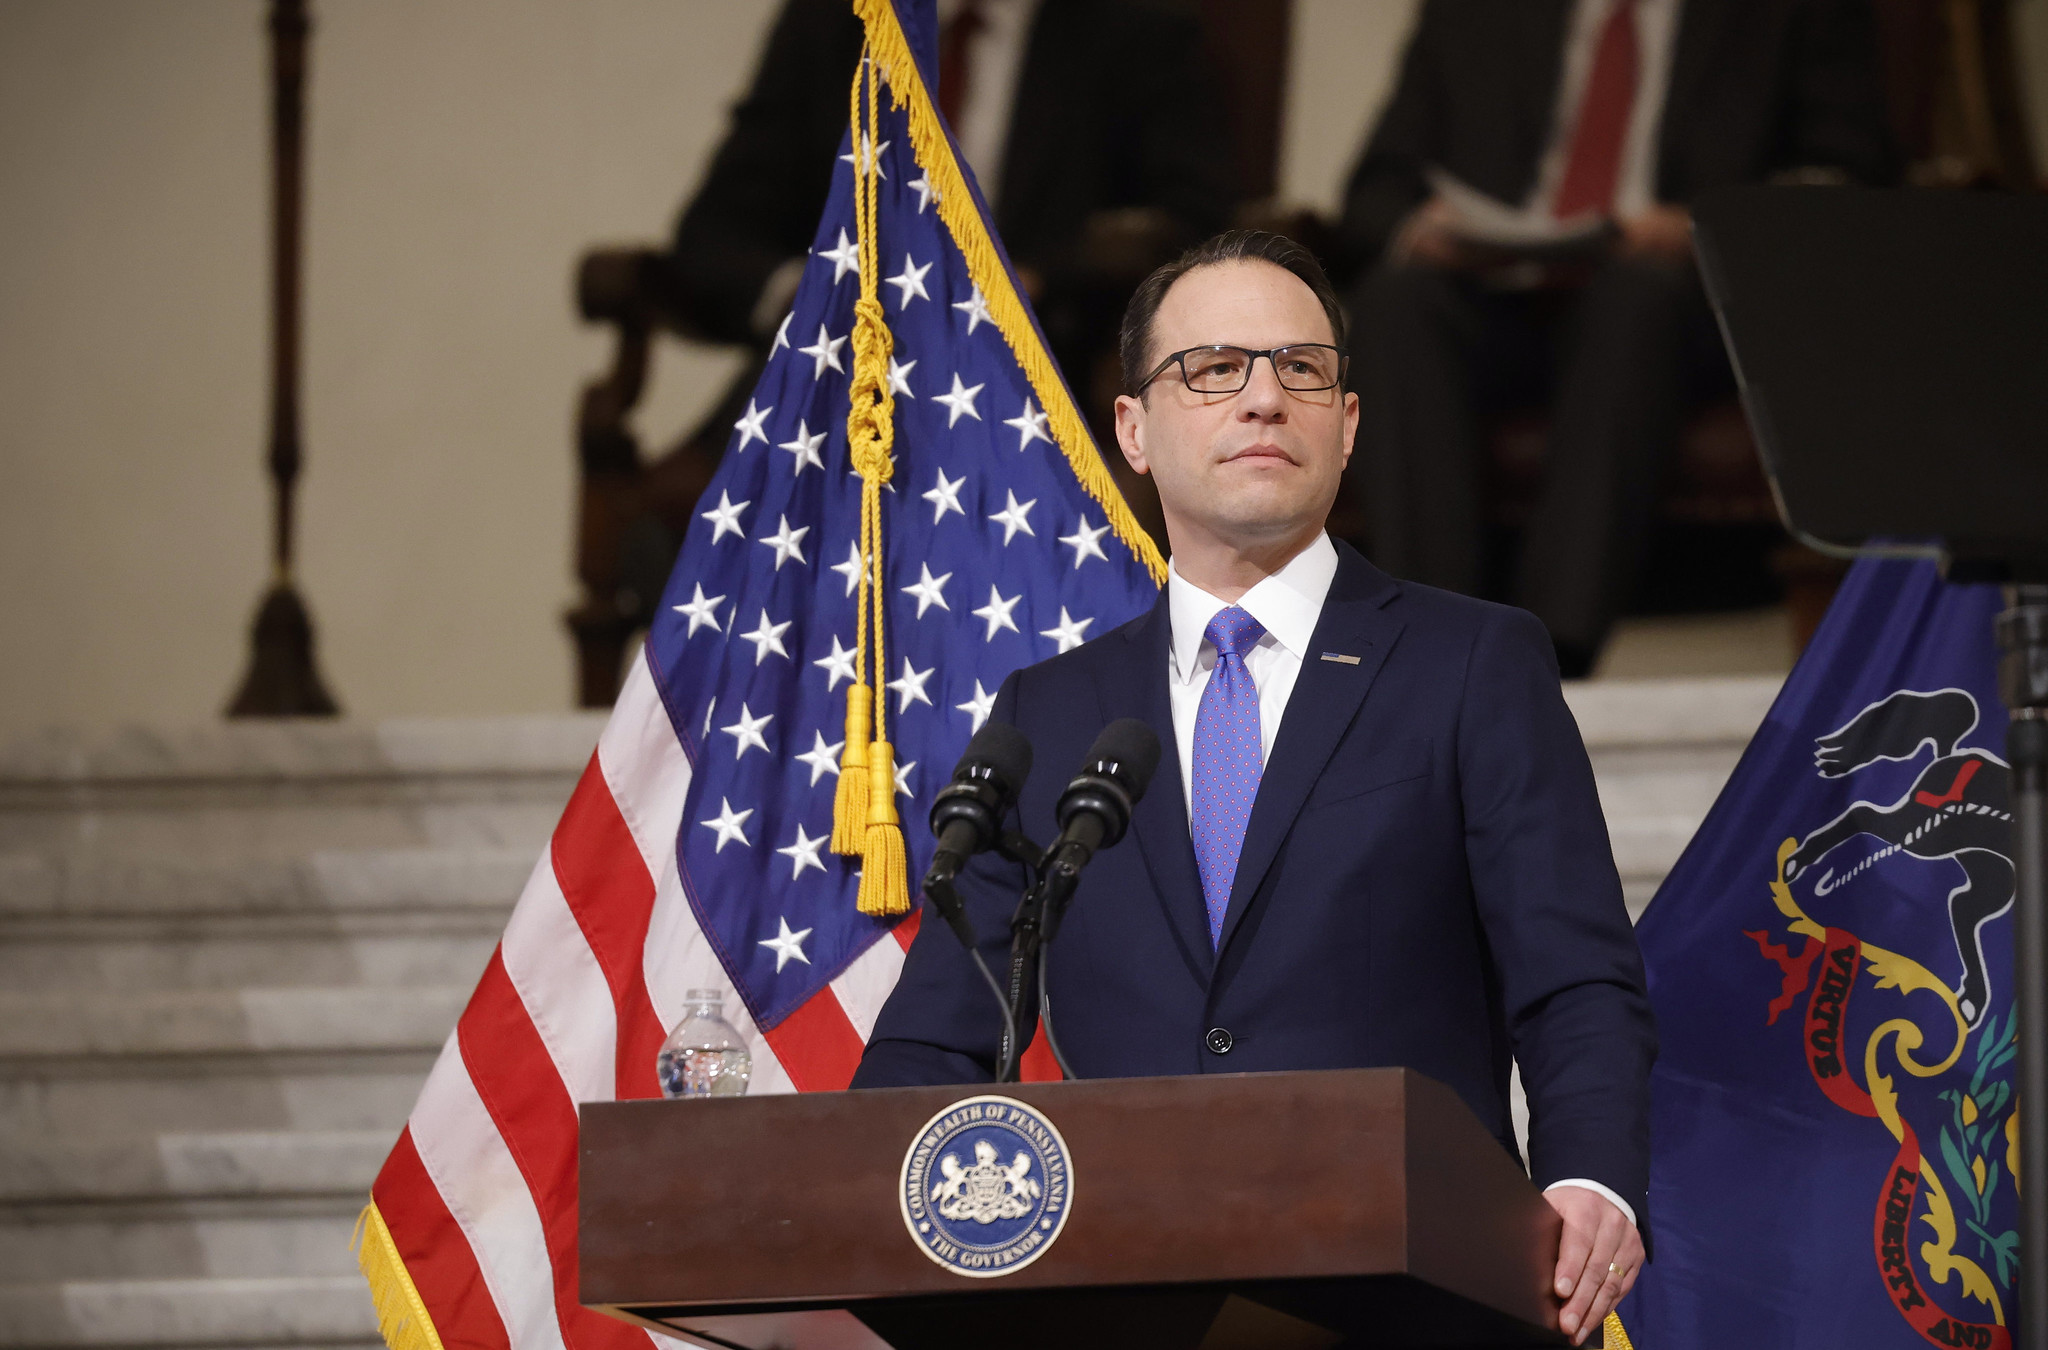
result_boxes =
[370,652,921,1349]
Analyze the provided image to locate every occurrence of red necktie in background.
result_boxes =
[937,0,986,129]
[1553,0,1640,219]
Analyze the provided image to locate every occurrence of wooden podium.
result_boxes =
[580,1068,1572,1349]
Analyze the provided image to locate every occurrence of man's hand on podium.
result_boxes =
[1546,1186,1642,1344]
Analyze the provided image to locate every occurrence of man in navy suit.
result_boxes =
[850,230,1654,1342]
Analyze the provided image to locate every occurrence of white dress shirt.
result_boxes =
[1163,532,1638,1229]
[1524,0,1687,220]
[1166,533,1338,821]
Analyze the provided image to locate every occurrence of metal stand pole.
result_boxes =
[1000,880,1048,1084]
[228,0,339,717]
[1998,583,2048,1349]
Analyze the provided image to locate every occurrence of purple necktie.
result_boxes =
[1190,606,1266,948]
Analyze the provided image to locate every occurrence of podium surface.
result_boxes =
[580,1067,1569,1349]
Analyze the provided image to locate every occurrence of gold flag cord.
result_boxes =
[834,51,910,915]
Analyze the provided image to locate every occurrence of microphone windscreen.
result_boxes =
[954,718,1033,792]
[1083,718,1162,804]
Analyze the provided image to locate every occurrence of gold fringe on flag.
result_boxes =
[1604,1311,1636,1350]
[352,1201,447,1350]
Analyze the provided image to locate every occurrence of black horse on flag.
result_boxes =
[1782,688,2013,1027]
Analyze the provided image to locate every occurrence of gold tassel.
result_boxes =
[857,738,909,915]
[352,1202,447,1350]
[831,685,872,855]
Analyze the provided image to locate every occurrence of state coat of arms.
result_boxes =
[899,1094,1074,1277]
[1749,688,2015,1350]
[934,1139,1042,1223]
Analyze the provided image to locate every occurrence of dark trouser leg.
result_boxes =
[1343,264,1496,595]
[1516,256,1712,660]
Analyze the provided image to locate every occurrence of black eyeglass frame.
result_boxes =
[1135,343,1350,395]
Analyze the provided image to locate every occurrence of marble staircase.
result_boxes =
[0,716,601,1349]
[0,677,1778,1348]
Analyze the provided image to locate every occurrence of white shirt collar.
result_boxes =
[1166,533,1339,684]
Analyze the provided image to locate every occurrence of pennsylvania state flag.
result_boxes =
[1620,560,2015,1349]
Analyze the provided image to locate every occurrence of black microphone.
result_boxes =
[927,721,1033,883]
[1046,718,1162,884]
[922,721,1033,947]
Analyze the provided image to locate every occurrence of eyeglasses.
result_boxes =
[1136,344,1348,395]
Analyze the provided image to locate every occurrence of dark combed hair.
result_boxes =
[1117,229,1346,396]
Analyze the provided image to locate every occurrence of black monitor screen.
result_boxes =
[1693,187,2048,563]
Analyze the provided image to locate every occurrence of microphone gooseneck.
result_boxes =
[1000,719,1163,1082]
[921,717,1161,1085]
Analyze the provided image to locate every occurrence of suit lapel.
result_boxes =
[1215,549,1406,957]
[1091,594,1214,981]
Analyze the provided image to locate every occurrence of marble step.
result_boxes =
[0,988,468,1062]
[0,797,566,873]
[0,1205,362,1284]
[0,691,1772,915]
[0,926,498,995]
[1564,674,1777,747]
[1568,676,1776,910]
[0,845,539,920]
[0,715,604,790]
[0,687,1737,789]
[0,1275,376,1348]
[0,1131,388,1205]
[0,717,596,903]
[0,1058,429,1143]
[0,682,1769,910]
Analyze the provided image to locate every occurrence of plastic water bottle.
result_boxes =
[656,988,752,1099]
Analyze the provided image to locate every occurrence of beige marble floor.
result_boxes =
[1592,606,1797,681]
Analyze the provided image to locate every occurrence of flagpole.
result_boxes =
[1999,583,2048,1350]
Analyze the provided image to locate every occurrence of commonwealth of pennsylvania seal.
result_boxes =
[899,1095,1073,1277]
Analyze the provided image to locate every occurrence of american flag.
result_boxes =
[355,3,1163,1347]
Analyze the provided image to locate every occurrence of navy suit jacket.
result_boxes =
[851,542,1656,1230]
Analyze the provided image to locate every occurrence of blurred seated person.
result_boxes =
[668,0,1234,435]
[1333,0,1896,676]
